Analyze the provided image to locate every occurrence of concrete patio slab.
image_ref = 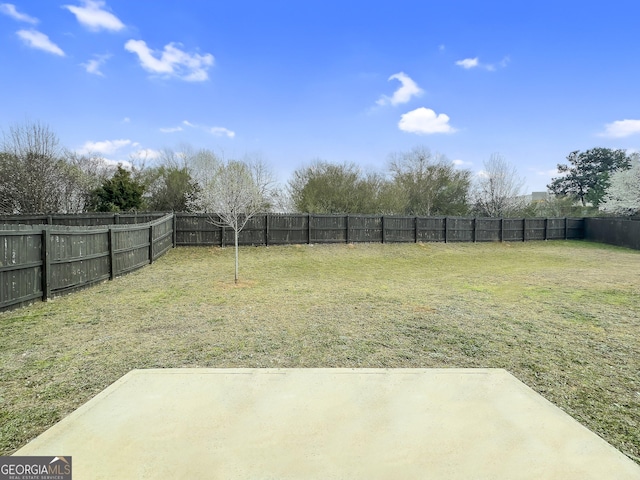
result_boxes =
[15,368,640,479]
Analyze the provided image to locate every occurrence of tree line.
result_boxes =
[1,121,638,218]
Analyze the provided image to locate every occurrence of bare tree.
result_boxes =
[189,158,272,283]
[472,153,526,217]
[0,121,67,213]
[61,151,114,213]
[184,146,221,187]
[0,151,19,213]
[245,154,278,211]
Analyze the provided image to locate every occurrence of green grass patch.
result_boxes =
[1,240,639,463]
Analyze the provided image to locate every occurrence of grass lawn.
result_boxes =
[1,241,639,462]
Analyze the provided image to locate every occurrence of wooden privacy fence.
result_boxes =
[0,214,174,311]
[584,217,640,250]
[1,212,586,312]
[175,214,585,246]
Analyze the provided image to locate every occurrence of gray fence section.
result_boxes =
[584,218,640,250]
[175,214,585,246]
[0,214,174,311]
[0,212,167,226]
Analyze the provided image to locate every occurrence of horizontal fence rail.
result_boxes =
[175,214,585,247]
[0,214,174,311]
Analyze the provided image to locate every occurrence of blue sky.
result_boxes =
[2,1,640,193]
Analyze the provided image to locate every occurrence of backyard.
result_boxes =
[1,241,639,463]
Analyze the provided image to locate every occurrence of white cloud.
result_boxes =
[0,3,38,23]
[63,0,124,32]
[102,158,132,169]
[453,159,472,168]
[131,148,161,160]
[125,40,214,82]
[398,107,456,135]
[78,139,132,155]
[376,72,423,106]
[160,126,183,133]
[600,119,640,138]
[82,54,111,76]
[456,56,509,71]
[210,127,235,138]
[16,29,64,56]
[122,117,131,123]
[178,120,235,138]
[456,57,479,69]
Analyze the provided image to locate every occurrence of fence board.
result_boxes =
[152,216,175,259]
[415,217,444,242]
[113,226,151,275]
[547,218,567,239]
[503,219,525,242]
[382,216,413,243]
[350,216,383,243]
[267,214,309,245]
[0,229,43,309]
[311,215,347,243]
[175,215,221,246]
[48,228,111,295]
[474,218,500,242]
[525,218,547,241]
[239,216,267,245]
[446,217,474,242]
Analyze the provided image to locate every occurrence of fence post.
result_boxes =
[172,214,177,248]
[308,214,312,244]
[444,217,448,243]
[473,218,477,243]
[149,223,155,264]
[108,226,116,280]
[114,213,120,225]
[265,214,269,246]
[564,218,568,239]
[523,218,527,242]
[381,215,386,244]
[414,216,418,243]
[345,213,349,243]
[500,218,504,242]
[544,218,548,241]
[41,228,51,301]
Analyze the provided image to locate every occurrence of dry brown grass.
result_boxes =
[1,241,639,462]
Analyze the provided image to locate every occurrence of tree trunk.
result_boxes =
[234,228,239,284]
